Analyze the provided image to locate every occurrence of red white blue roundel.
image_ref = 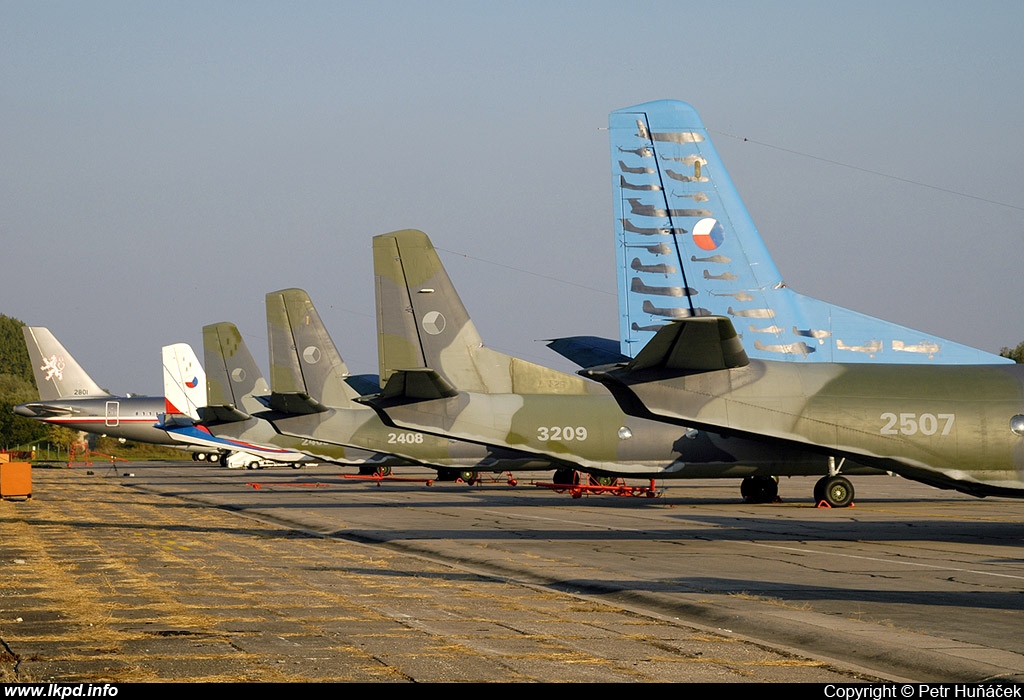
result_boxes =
[692,217,724,250]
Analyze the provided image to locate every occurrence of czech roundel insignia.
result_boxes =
[692,217,725,250]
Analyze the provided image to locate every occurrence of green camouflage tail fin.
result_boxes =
[373,229,593,395]
[265,288,362,409]
[202,322,268,416]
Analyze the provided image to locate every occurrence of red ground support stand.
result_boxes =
[462,471,519,487]
[68,443,93,467]
[342,471,435,486]
[535,472,661,499]
[247,482,331,490]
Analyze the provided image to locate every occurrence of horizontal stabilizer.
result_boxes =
[13,402,74,418]
[157,412,195,429]
[198,405,252,423]
[377,368,458,403]
[629,317,750,373]
[345,374,382,396]
[545,336,631,368]
[265,392,329,415]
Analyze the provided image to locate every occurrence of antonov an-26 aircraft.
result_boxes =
[361,228,888,505]
[581,316,1024,505]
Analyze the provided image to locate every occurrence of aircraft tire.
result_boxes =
[459,470,476,483]
[377,466,392,477]
[434,468,459,482]
[821,475,854,508]
[594,475,615,487]
[740,475,778,504]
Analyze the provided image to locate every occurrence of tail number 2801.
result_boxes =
[880,412,954,436]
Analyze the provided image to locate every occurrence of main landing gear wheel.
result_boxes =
[815,475,854,508]
[740,475,779,504]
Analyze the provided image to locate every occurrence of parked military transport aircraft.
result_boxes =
[159,332,317,469]
[581,316,1024,503]
[14,327,212,456]
[259,287,556,478]
[607,100,1008,365]
[362,229,886,505]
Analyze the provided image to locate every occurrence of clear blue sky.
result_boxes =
[3,1,1022,394]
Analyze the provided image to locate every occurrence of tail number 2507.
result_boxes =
[880,412,954,436]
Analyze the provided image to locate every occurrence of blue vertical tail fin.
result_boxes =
[610,100,1008,364]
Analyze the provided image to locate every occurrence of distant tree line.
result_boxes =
[1001,341,1024,364]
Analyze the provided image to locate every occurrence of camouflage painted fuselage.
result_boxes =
[366,229,882,479]
[258,289,557,471]
[585,319,1024,497]
[366,386,883,478]
[264,405,557,471]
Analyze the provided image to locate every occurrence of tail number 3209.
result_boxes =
[880,412,954,436]
[537,426,588,441]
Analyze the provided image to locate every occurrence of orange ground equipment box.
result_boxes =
[0,461,32,500]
